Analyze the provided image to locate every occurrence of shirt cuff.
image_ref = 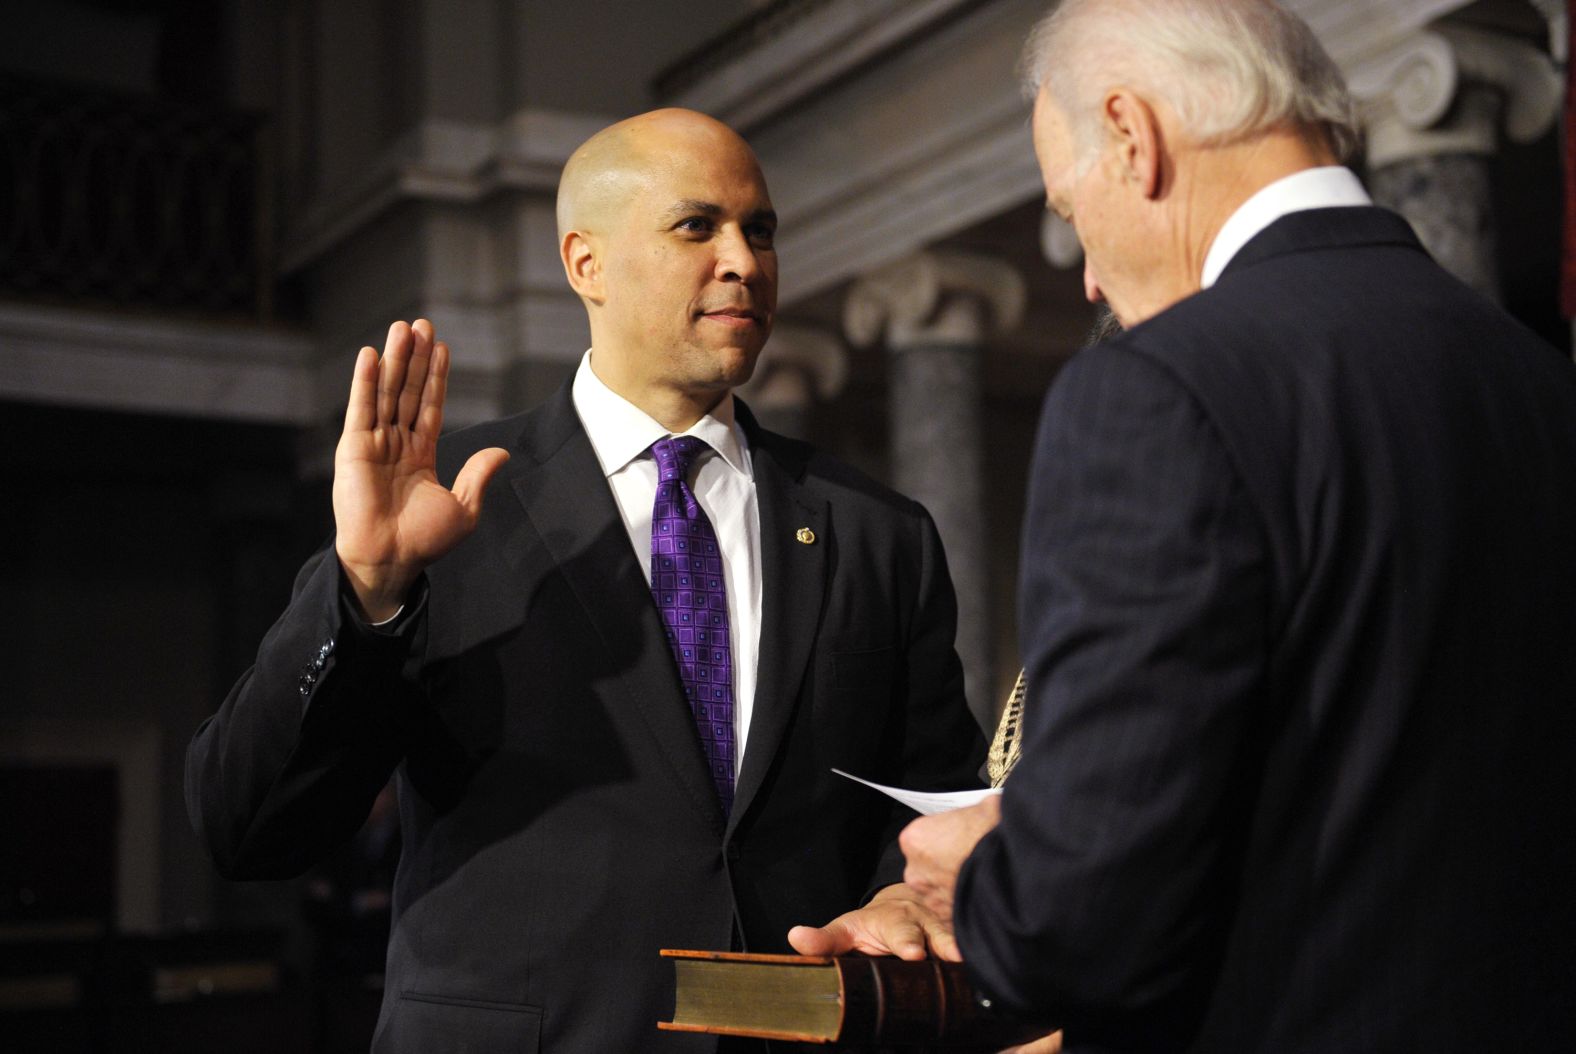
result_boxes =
[336,565,427,638]
[368,606,404,628]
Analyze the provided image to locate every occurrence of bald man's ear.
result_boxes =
[1103,90,1163,200]
[561,230,605,303]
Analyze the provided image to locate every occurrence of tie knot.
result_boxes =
[652,435,708,483]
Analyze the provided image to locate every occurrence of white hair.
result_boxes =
[1021,0,1360,164]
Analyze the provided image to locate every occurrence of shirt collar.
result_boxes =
[1201,166,1371,288]
[570,350,750,478]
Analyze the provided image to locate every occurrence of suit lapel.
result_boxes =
[730,420,827,833]
[509,386,724,829]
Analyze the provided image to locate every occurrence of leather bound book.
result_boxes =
[657,949,1047,1049]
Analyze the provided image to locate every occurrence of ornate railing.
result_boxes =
[0,76,273,318]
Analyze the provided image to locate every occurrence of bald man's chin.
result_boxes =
[703,345,764,391]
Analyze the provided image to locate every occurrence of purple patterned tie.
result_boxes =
[650,435,736,814]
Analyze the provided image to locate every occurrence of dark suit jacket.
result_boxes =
[186,386,983,1053]
[956,207,1576,1052]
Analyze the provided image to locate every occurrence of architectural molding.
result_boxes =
[1347,30,1462,135]
[844,250,1025,349]
[749,0,1048,305]
[1529,0,1569,62]
[740,0,1494,307]
[1444,24,1563,144]
[1354,24,1561,169]
[1282,0,1471,67]
[738,323,848,411]
[663,0,981,131]
[775,103,1042,305]
[0,302,316,425]
[281,108,609,275]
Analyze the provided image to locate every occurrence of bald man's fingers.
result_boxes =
[343,345,380,436]
[414,340,449,444]
[397,320,435,430]
[452,447,510,521]
[785,895,954,962]
[376,321,412,427]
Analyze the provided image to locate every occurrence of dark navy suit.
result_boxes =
[958,207,1576,1052]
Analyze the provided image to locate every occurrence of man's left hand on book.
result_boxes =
[787,882,959,961]
[787,812,1062,1054]
[788,795,1003,960]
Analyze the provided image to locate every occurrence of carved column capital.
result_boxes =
[843,250,1025,350]
[738,323,848,412]
[1528,0,1568,64]
[1351,24,1562,169]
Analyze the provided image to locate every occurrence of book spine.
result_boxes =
[836,958,1033,1047]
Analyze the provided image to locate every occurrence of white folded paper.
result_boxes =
[831,768,1002,816]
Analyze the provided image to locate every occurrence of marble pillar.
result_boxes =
[1529,0,1576,355]
[1355,24,1562,304]
[1368,88,1503,301]
[845,251,1025,729]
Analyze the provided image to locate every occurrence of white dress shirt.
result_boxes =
[1201,165,1372,288]
[571,350,763,771]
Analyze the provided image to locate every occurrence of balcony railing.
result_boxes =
[0,75,273,319]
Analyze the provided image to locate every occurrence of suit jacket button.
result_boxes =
[725,843,741,862]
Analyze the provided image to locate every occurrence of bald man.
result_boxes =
[186,109,983,1054]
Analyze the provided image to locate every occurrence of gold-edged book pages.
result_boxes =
[658,949,1047,1049]
[661,950,841,1043]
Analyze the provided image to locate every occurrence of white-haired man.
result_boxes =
[797,2,1576,1050]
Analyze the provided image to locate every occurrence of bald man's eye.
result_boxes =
[674,217,714,235]
[746,223,776,249]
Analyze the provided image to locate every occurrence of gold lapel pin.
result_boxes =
[795,527,816,545]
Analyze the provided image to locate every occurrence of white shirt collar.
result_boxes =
[1201,166,1371,289]
[569,349,750,478]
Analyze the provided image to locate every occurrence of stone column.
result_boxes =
[844,251,1025,730]
[1529,0,1574,355]
[1352,24,1562,303]
[737,323,848,440]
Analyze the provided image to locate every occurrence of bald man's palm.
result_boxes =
[333,319,509,622]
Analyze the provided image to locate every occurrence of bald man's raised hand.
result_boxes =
[332,320,509,622]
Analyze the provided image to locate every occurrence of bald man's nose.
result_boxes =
[714,227,764,283]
